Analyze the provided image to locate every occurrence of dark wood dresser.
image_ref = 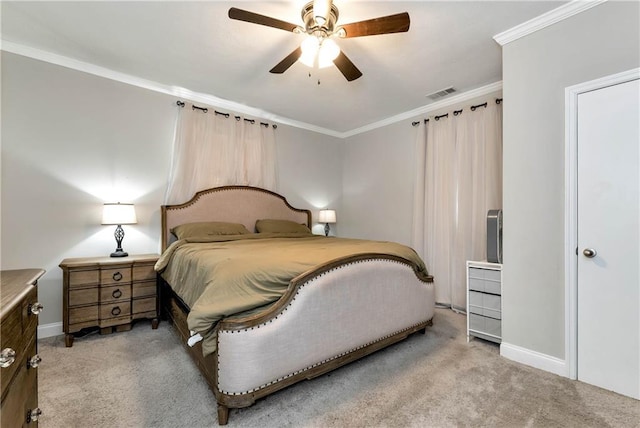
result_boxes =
[1,269,45,427]
[59,254,159,347]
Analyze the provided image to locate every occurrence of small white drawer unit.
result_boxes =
[466,261,502,343]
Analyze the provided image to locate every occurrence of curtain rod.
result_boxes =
[411,97,503,126]
[176,101,277,129]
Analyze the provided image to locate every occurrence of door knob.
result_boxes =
[583,248,597,258]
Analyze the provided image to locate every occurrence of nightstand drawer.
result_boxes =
[100,285,132,303]
[69,305,99,325]
[133,264,156,282]
[101,267,132,286]
[133,297,156,315]
[132,281,156,298]
[100,302,131,321]
[69,269,99,288]
[69,287,99,306]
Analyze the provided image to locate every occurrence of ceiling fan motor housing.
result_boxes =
[302,1,340,35]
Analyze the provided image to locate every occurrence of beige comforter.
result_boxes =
[155,233,428,356]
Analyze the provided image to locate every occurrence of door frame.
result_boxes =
[564,67,640,380]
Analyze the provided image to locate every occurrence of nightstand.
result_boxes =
[59,254,159,347]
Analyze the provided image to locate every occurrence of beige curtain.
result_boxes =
[165,103,277,204]
[412,101,502,310]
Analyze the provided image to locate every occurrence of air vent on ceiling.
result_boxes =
[426,87,457,101]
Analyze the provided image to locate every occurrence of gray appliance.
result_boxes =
[487,209,503,263]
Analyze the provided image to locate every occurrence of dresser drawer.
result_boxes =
[0,338,38,428]
[101,267,132,286]
[133,264,156,282]
[69,287,99,307]
[68,269,100,289]
[100,285,132,303]
[1,301,22,399]
[1,287,38,400]
[132,281,156,298]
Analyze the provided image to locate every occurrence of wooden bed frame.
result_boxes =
[159,186,435,425]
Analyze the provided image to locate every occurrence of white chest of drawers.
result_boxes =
[466,261,502,343]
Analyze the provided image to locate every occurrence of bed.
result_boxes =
[156,185,435,425]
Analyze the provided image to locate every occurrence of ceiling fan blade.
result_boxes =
[339,12,410,38]
[270,47,303,74]
[228,7,299,32]
[333,51,363,82]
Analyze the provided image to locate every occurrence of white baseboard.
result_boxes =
[500,341,568,378]
[38,322,63,339]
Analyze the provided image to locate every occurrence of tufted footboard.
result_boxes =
[213,254,434,424]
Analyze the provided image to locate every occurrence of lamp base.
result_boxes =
[110,250,129,258]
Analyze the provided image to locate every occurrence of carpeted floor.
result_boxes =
[38,309,639,427]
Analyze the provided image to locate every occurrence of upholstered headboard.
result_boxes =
[161,186,312,251]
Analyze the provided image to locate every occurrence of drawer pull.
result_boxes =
[112,289,123,299]
[111,306,122,316]
[26,408,43,423]
[29,302,44,315]
[112,272,123,281]
[0,348,16,368]
[28,354,42,369]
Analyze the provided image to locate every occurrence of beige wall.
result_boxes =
[342,120,416,245]
[501,1,640,359]
[1,52,342,326]
[341,91,502,246]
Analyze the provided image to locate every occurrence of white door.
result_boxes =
[577,78,639,399]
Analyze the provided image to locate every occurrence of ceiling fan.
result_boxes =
[228,0,410,82]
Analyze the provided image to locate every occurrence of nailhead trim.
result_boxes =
[217,258,431,395]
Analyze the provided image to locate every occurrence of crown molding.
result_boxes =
[0,40,344,138]
[2,39,499,139]
[493,0,608,46]
[340,81,503,139]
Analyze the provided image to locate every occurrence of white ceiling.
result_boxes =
[1,1,567,135]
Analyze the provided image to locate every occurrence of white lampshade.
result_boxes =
[102,203,137,225]
[318,39,340,68]
[319,209,336,224]
[299,36,320,67]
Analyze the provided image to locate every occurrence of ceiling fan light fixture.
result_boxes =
[299,36,319,67]
[318,38,340,68]
[229,2,409,81]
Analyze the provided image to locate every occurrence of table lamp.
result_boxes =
[318,209,336,237]
[102,203,137,257]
